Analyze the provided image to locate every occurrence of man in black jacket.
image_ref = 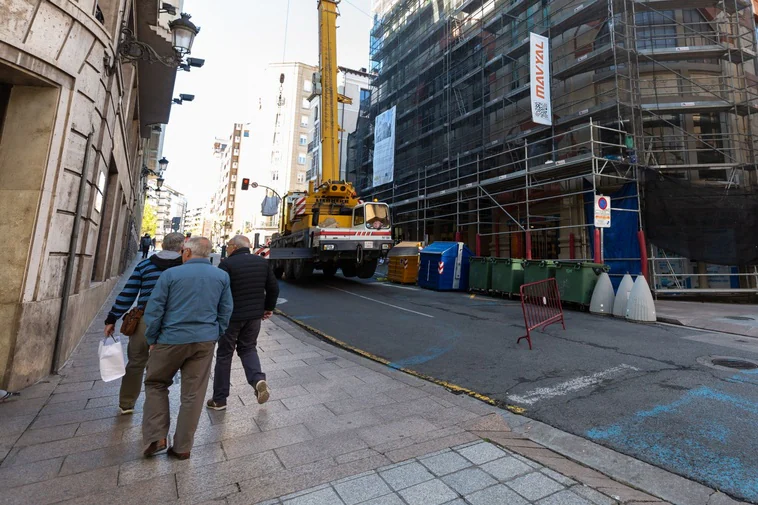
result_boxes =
[207,235,279,410]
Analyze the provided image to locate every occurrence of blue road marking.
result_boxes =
[389,333,457,369]
[587,370,758,502]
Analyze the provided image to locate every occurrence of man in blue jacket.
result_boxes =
[141,236,233,460]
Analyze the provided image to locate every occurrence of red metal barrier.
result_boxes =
[517,278,566,350]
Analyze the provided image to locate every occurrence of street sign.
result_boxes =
[594,195,611,228]
[251,182,259,188]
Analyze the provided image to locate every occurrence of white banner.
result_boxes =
[530,33,552,126]
[372,105,396,187]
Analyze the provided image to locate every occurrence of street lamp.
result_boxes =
[169,13,200,56]
[158,157,169,172]
[156,176,165,189]
[107,12,200,73]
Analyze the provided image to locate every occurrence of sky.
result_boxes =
[162,0,373,208]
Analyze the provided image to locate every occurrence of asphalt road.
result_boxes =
[276,273,758,503]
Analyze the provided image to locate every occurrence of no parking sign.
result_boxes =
[594,195,611,228]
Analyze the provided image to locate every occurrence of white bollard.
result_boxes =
[613,273,634,318]
[590,272,615,315]
[626,275,656,323]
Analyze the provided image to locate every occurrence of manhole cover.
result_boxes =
[711,358,758,370]
[724,316,755,321]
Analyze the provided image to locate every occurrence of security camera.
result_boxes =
[179,94,195,102]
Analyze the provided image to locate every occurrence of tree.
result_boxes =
[141,202,158,236]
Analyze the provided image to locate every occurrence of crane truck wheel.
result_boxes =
[357,258,378,279]
[321,264,338,277]
[274,266,284,280]
[293,259,314,281]
[340,261,357,278]
[285,260,296,281]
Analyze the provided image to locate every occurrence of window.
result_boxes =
[302,98,310,109]
[298,153,306,165]
[235,136,241,142]
[233,149,239,155]
[300,115,309,127]
[314,105,319,121]
[271,151,281,163]
[231,175,237,181]
[271,171,279,181]
[304,80,312,93]
[299,134,308,146]
[243,130,250,137]
[273,132,281,145]
[232,162,238,168]
[353,210,365,227]
[364,203,391,229]
[94,172,106,213]
[297,173,306,184]
[360,88,371,104]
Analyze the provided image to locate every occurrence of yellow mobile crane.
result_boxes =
[269,0,393,281]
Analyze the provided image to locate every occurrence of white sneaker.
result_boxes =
[119,406,135,415]
[254,380,270,404]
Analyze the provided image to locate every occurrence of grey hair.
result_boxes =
[184,236,212,258]
[162,232,185,252]
[228,235,251,248]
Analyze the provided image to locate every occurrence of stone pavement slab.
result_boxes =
[0,268,748,505]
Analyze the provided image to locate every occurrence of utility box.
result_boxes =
[418,242,472,291]
[387,241,423,285]
[468,257,492,292]
[523,260,557,284]
[555,261,609,306]
[491,258,525,295]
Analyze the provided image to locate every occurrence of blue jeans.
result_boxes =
[212,319,265,402]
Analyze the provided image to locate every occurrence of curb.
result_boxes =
[274,308,526,415]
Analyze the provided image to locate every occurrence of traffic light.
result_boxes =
[241,178,250,190]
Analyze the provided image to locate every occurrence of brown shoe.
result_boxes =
[255,380,270,404]
[167,447,191,460]
[143,438,167,457]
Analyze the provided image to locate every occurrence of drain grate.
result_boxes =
[711,358,758,370]
[724,316,755,321]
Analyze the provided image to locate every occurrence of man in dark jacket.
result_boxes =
[207,235,279,410]
[105,232,185,414]
[140,234,152,259]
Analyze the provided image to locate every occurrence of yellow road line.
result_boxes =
[275,309,526,416]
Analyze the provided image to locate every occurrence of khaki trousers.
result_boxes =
[142,341,215,453]
[119,319,148,409]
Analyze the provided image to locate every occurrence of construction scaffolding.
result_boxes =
[347,0,758,293]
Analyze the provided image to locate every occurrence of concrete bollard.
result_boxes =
[625,275,656,323]
[613,273,634,318]
[590,272,615,315]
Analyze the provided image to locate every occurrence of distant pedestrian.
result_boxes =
[104,232,185,415]
[207,235,278,411]
[140,234,152,259]
[220,243,227,259]
[142,236,233,460]
[151,237,156,251]
[185,232,191,242]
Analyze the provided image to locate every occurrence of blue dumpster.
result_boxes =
[418,242,473,291]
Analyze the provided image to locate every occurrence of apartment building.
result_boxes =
[153,184,187,244]
[349,0,758,294]
[308,67,373,183]
[183,205,208,237]
[0,0,185,388]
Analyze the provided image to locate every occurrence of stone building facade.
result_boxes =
[0,0,182,389]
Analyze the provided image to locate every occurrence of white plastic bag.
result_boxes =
[98,335,126,382]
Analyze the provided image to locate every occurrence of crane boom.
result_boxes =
[318,0,347,183]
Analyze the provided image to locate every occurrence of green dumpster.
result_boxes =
[554,261,610,305]
[468,257,492,292]
[491,258,525,295]
[523,260,557,284]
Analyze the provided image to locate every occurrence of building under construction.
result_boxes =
[347,0,758,293]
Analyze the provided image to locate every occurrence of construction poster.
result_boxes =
[530,32,552,126]
[373,105,396,187]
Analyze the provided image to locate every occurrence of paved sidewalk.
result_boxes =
[0,270,745,505]
[656,300,758,338]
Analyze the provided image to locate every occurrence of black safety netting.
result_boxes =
[644,173,758,266]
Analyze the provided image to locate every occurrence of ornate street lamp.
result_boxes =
[169,14,200,56]
[158,157,169,172]
[156,176,165,189]
[108,13,200,72]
